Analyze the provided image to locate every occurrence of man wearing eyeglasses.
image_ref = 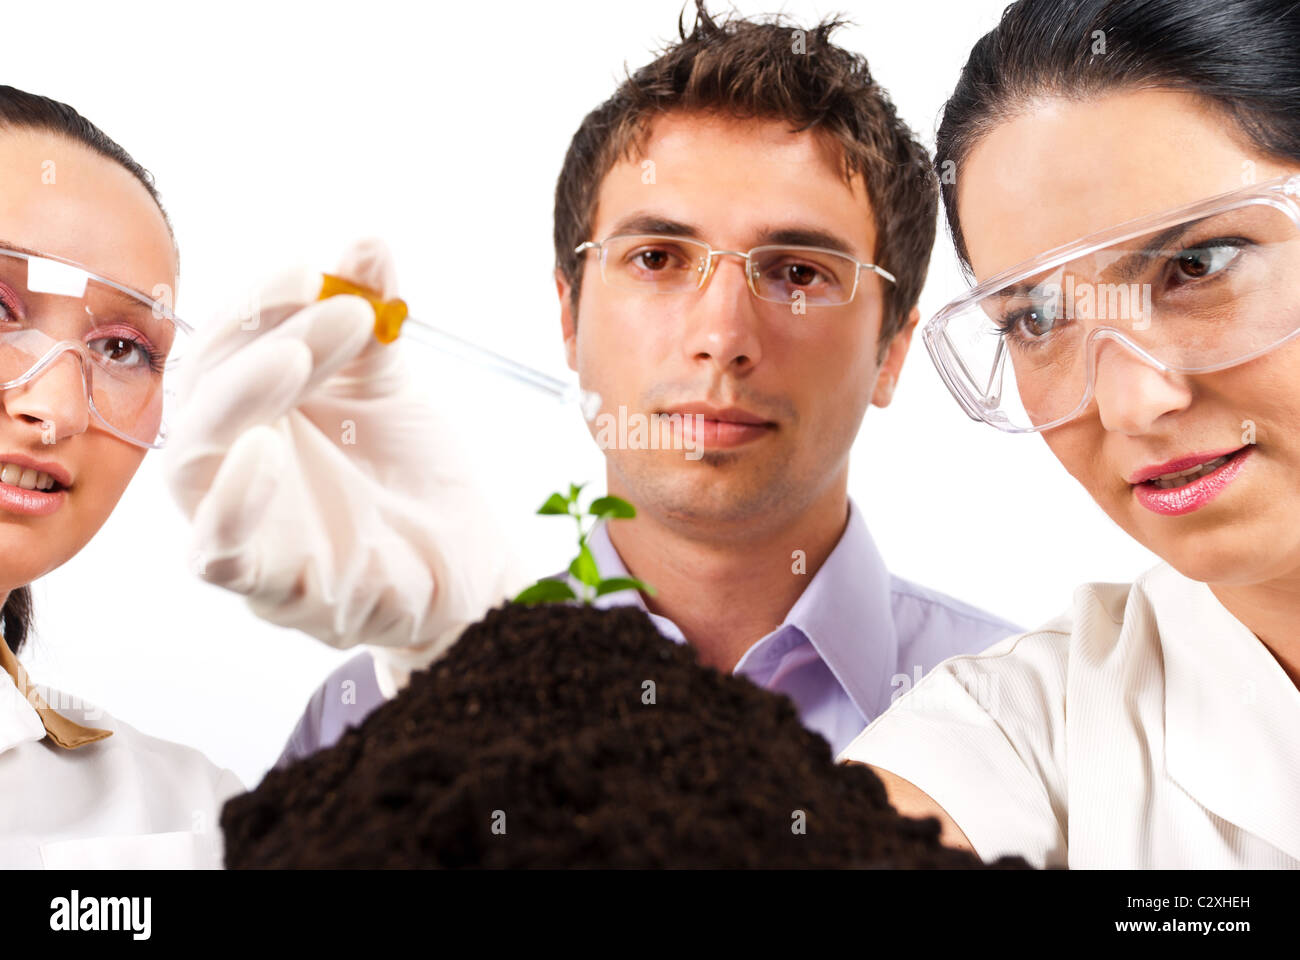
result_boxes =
[170,3,1022,767]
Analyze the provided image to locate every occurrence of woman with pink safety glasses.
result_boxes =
[841,0,1300,869]
[0,85,242,868]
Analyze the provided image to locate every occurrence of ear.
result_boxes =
[556,267,578,372]
[871,307,920,408]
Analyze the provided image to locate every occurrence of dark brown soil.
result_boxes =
[223,602,1025,868]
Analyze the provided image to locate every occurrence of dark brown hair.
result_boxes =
[553,1,937,348]
[0,84,172,654]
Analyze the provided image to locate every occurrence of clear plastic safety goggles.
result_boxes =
[924,174,1300,433]
[0,244,189,449]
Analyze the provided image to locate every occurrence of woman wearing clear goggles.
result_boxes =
[841,0,1300,868]
[0,85,242,868]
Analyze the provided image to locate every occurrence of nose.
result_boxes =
[1,348,91,442]
[1090,336,1193,435]
[682,253,764,375]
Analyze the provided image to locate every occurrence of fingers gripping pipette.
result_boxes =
[317,273,603,420]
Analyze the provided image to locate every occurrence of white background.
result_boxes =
[8,0,1157,788]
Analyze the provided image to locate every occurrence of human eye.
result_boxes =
[768,257,828,287]
[759,252,832,286]
[87,324,165,374]
[993,289,1064,347]
[1167,238,1246,284]
[620,240,695,277]
[755,249,847,301]
[0,283,26,323]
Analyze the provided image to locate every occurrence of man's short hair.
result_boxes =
[553,1,938,349]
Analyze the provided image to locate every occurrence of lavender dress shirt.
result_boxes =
[275,498,1021,768]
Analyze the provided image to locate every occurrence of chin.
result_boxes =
[1142,526,1300,587]
[0,555,63,591]
[619,455,802,534]
[0,519,83,579]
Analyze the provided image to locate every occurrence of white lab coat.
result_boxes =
[838,562,1300,869]
[0,639,244,868]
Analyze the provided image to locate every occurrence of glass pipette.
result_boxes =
[318,273,602,420]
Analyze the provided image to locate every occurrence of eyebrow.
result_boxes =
[1100,220,1200,284]
[992,218,1205,298]
[606,214,704,239]
[0,240,49,260]
[0,239,160,307]
[602,213,864,258]
[756,226,858,257]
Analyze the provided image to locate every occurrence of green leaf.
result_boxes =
[568,542,601,587]
[537,492,570,515]
[595,576,656,598]
[588,495,636,520]
[513,579,577,604]
[568,482,587,502]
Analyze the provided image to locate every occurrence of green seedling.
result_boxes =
[513,482,657,605]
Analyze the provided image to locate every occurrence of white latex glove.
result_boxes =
[164,238,527,697]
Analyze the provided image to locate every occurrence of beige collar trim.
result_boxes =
[0,636,112,749]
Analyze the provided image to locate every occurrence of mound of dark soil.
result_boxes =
[223,602,1023,868]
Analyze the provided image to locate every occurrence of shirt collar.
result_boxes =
[1144,563,1300,861]
[582,497,897,719]
[779,498,897,718]
[584,521,686,642]
[0,636,112,750]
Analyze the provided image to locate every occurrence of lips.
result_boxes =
[0,451,73,517]
[1126,447,1245,485]
[0,481,66,516]
[663,403,772,425]
[1130,446,1253,516]
[662,403,776,450]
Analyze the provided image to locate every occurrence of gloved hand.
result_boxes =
[164,238,527,697]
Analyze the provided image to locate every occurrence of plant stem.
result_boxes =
[574,506,592,604]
